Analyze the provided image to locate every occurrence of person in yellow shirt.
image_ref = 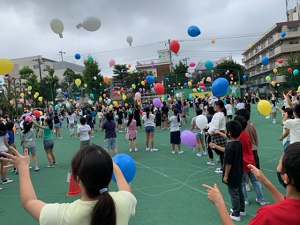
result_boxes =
[2,145,137,225]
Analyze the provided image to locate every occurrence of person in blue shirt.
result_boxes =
[91,108,97,132]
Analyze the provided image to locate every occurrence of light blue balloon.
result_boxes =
[205,61,214,70]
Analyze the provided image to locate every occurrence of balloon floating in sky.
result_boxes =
[109,59,116,67]
[76,16,101,32]
[205,60,214,71]
[126,36,133,46]
[190,62,196,67]
[212,78,229,98]
[211,40,216,44]
[170,40,180,54]
[262,57,270,66]
[89,56,94,62]
[187,25,201,37]
[0,58,14,75]
[50,18,64,38]
[248,44,253,49]
[75,53,81,60]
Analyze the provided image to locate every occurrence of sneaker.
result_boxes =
[146,148,150,151]
[266,116,270,119]
[151,148,158,152]
[59,137,63,139]
[47,165,54,168]
[245,200,249,205]
[53,161,57,165]
[172,151,175,154]
[11,169,16,173]
[230,209,247,217]
[35,166,39,171]
[256,198,266,206]
[119,131,123,133]
[129,149,132,152]
[197,153,202,157]
[29,167,32,169]
[2,179,13,185]
[207,161,215,166]
[15,169,18,174]
[215,168,223,174]
[229,213,241,222]
[156,130,158,132]
[0,187,2,191]
[246,185,251,192]
[178,151,184,154]
[203,152,207,156]
[272,120,276,124]
[217,158,221,162]
[134,148,138,152]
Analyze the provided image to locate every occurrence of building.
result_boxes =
[241,20,300,90]
[135,49,171,82]
[194,57,232,73]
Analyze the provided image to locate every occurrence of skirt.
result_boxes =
[170,130,181,145]
[211,131,227,147]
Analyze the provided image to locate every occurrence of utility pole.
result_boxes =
[183,57,190,66]
[33,55,43,81]
[286,0,290,22]
[167,39,172,73]
[59,51,66,61]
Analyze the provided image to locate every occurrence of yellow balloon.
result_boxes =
[20,93,25,98]
[188,81,192,87]
[75,79,81,86]
[84,84,88,88]
[40,111,43,116]
[55,98,58,101]
[9,100,14,105]
[168,97,172,101]
[298,86,300,92]
[248,44,253,49]
[130,70,134,74]
[161,97,165,102]
[132,84,136,89]
[193,88,197,93]
[99,97,103,102]
[141,81,145,86]
[273,68,278,74]
[257,100,272,116]
[122,95,127,101]
[109,105,113,109]
[178,83,181,86]
[99,83,102,86]
[0,58,14,75]
[38,97,43,102]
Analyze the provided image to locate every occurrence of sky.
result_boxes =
[0,0,297,77]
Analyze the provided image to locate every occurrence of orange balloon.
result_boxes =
[104,77,110,84]
[211,40,216,44]
[138,102,142,106]
[103,94,106,98]
[128,64,132,68]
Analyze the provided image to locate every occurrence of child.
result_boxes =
[101,112,119,155]
[279,108,293,150]
[0,120,13,187]
[282,104,300,144]
[53,113,62,139]
[205,106,215,165]
[66,111,76,137]
[117,106,123,132]
[126,114,138,152]
[225,98,233,121]
[31,118,56,168]
[35,117,40,139]
[191,108,207,157]
[38,118,45,140]
[165,108,183,154]
[20,121,39,171]
[155,107,162,131]
[209,120,244,222]
[182,102,188,124]
[271,100,277,124]
[14,117,20,134]
[6,122,17,174]
[77,117,92,148]
[97,109,104,129]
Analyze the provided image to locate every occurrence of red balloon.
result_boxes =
[154,83,165,95]
[217,74,220,77]
[199,81,204,86]
[33,110,40,118]
[288,68,293,74]
[95,103,100,107]
[140,110,144,116]
[170,40,180,54]
[138,77,141,79]
[230,74,234,78]
[121,89,125,93]
[144,80,147,84]
[278,59,284,64]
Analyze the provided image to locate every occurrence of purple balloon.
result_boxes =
[181,130,197,148]
[130,87,133,91]
[139,88,143,92]
[153,98,162,108]
[198,71,203,75]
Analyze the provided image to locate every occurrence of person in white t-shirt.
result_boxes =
[225,98,233,121]
[66,111,76,137]
[2,144,137,225]
[77,117,92,148]
[282,104,300,144]
[236,98,245,111]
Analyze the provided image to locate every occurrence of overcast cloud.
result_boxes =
[0,0,295,77]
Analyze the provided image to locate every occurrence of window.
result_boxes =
[23,66,29,68]
[33,65,39,69]
[289,27,298,32]
[46,65,51,70]
[289,40,299,44]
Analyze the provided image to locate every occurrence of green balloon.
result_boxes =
[266,76,271,82]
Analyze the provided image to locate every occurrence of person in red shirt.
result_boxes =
[203,142,300,225]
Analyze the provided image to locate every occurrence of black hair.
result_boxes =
[163,102,167,106]
[282,143,300,192]
[87,110,91,115]
[72,145,116,225]
[80,117,87,125]
[183,102,187,106]
[6,121,14,130]
[23,121,32,134]
[127,114,134,127]
[45,118,53,130]
[226,120,243,138]
[91,108,95,111]
[36,117,40,122]
[68,111,72,116]
[215,100,227,116]
[196,108,203,116]
[41,118,45,126]
[234,116,247,130]
[0,122,7,136]
[172,108,180,122]
[294,104,300,118]
[54,112,58,116]
[106,113,113,121]
[145,107,150,119]
[177,100,182,104]
[207,106,215,116]
[272,100,276,107]
[284,108,294,119]
[235,109,250,121]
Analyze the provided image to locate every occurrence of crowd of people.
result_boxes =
[0,90,300,224]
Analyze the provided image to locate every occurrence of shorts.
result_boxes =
[170,130,181,145]
[145,126,155,133]
[186,107,190,113]
[104,138,117,150]
[227,115,232,119]
[80,140,90,148]
[284,141,290,151]
[0,151,8,158]
[272,112,277,117]
[182,115,186,118]
[38,129,44,137]
[195,131,205,139]
[44,140,54,151]
[93,118,96,125]
[23,146,36,153]
[9,143,16,154]
[54,124,60,128]
[117,119,122,125]
[69,123,75,129]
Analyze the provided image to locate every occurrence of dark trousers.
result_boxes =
[228,183,245,217]
[215,150,224,167]
[206,136,214,159]
[253,150,260,169]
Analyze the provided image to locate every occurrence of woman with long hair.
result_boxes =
[126,114,138,152]
[142,107,158,152]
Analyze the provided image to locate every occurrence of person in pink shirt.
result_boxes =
[126,114,138,152]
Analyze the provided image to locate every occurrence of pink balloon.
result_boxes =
[109,59,116,67]
[146,92,149,95]
[202,86,207,91]
[28,91,31,95]
[19,99,24,103]
[189,62,196,67]
[185,73,189,78]
[25,116,32,123]
[30,100,34,104]
[135,92,141,100]
[206,77,211,82]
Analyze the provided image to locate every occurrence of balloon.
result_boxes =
[55,105,59,110]
[50,18,64,37]
[278,59,284,64]
[273,68,278,73]
[28,86,32,91]
[206,77,211,82]
[293,69,299,76]
[76,97,80,101]
[126,36,133,46]
[248,44,253,49]
[25,116,33,123]
[122,95,127,101]
[141,81,145,86]
[90,94,94,98]
[187,25,201,37]
[75,79,81,86]
[202,86,207,91]
[9,100,14,105]
[199,81,204,86]
[181,130,197,148]
[196,115,208,129]
[212,78,229,98]
[189,62,196,67]
[146,75,155,84]
[185,73,189,78]
[88,100,93,105]
[132,84,136,89]
[265,76,271,82]
[281,32,287,38]
[154,83,165,95]
[188,81,192,87]
[288,68,293,74]
[138,102,142,107]
[103,94,107,98]
[109,59,116,68]
[20,93,24,98]
[198,71,203,75]
[262,57,270,66]
[84,84,88,88]
[193,88,197,93]
[230,81,233,85]
[0,58,14,75]
[159,54,162,58]
[170,40,180,54]
[89,56,94,62]
[271,81,276,86]
[211,40,216,44]
[257,100,272,116]
[38,96,43,102]
[135,92,141,100]
[151,61,155,68]
[104,77,110,84]
[153,98,162,108]
[75,53,81,60]
[205,61,214,70]
[243,75,247,80]
[34,110,41,118]
[229,74,234,79]
[64,93,69,98]
[166,77,169,82]
[80,16,101,32]
[19,99,24,103]
[298,86,300,92]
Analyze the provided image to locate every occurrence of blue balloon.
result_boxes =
[262,57,270,66]
[64,93,69,98]
[93,87,96,91]
[100,92,102,94]
[243,75,247,80]
[76,97,80,101]
[188,25,201,37]
[212,78,229,98]
[146,75,155,84]
[75,53,81,60]
[112,154,136,183]
[205,60,214,70]
[166,77,170,82]
[151,87,155,92]
[184,83,188,87]
[189,74,193,78]
[281,32,287,38]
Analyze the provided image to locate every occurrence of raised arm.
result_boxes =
[113,162,132,193]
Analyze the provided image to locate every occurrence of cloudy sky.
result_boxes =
[0,0,296,77]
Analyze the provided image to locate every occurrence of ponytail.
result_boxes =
[145,107,150,119]
[222,107,227,117]
[177,115,180,123]
[91,192,116,225]
[127,114,133,127]
[45,118,53,130]
[173,108,180,122]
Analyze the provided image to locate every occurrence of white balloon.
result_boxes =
[126,36,133,46]
[88,100,93,104]
[196,115,208,129]
[82,16,101,32]
[66,102,70,108]
[50,18,64,37]
[107,99,111,104]
[93,76,97,80]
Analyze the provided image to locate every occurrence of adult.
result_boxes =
[142,107,158,152]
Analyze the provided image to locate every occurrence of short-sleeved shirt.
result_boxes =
[20,129,36,149]
[225,104,233,116]
[40,191,137,225]
[43,126,53,141]
[102,121,117,139]
[223,141,243,187]
[77,125,91,141]
[161,106,169,115]
[53,116,60,124]
[0,134,9,152]
[239,131,255,172]
[142,114,155,127]
[91,111,97,119]
[7,130,15,145]
[236,103,245,110]
[170,116,180,132]
[191,116,201,132]
[283,118,300,144]
[176,104,182,114]
[66,114,75,124]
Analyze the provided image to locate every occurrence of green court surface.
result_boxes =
[0,106,286,225]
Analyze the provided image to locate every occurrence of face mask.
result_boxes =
[277,172,287,189]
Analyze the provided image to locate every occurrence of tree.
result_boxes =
[19,67,34,80]
[63,68,82,99]
[213,60,245,84]
[40,69,59,106]
[278,52,300,89]
[172,61,189,74]
[113,64,130,87]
